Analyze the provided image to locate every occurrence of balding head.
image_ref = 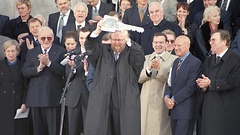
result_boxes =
[174,35,190,58]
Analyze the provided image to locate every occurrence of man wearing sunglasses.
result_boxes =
[22,26,66,135]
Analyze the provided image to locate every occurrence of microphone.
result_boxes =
[64,48,81,57]
[74,50,92,61]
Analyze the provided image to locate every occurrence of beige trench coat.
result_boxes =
[139,52,177,135]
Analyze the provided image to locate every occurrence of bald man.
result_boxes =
[164,35,202,135]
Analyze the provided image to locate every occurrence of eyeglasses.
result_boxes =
[111,39,125,42]
[40,37,53,41]
[167,40,175,44]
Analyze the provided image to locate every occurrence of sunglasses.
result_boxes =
[167,40,175,44]
[40,37,53,41]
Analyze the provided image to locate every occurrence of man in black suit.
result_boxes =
[193,0,231,27]
[62,2,94,43]
[22,26,66,135]
[196,29,240,135]
[165,35,202,135]
[216,0,240,36]
[133,2,182,55]
[48,0,75,40]
[0,14,9,35]
[86,0,114,25]
[122,0,150,27]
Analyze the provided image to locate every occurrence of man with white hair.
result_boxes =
[23,26,66,135]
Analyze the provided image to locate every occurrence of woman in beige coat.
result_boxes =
[139,33,177,135]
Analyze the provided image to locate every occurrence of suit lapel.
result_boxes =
[48,45,58,60]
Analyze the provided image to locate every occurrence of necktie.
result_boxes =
[221,0,228,10]
[58,13,65,34]
[216,56,221,63]
[43,49,47,54]
[94,7,98,14]
[176,59,182,75]
[35,39,40,45]
[139,9,144,23]
[77,25,81,31]
[114,53,119,61]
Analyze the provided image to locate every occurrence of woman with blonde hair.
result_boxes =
[195,5,231,62]
[3,0,32,40]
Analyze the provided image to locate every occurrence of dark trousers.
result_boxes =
[31,107,61,135]
[106,93,120,135]
[67,99,84,135]
[171,118,196,135]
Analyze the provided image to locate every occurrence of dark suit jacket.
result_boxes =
[201,49,240,135]
[122,4,151,27]
[3,16,33,40]
[48,10,75,36]
[230,29,240,54]
[0,15,9,35]
[65,49,89,109]
[22,44,66,107]
[133,19,182,55]
[86,2,114,22]
[165,53,202,119]
[61,22,94,43]
[194,9,231,27]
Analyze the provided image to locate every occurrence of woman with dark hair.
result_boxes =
[119,0,132,20]
[0,40,30,135]
[3,0,33,40]
[175,2,198,55]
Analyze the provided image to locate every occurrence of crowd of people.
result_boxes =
[0,0,240,135]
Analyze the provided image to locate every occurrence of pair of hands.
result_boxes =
[148,57,160,71]
[38,53,50,70]
[164,96,175,109]
[89,15,103,25]
[67,55,88,72]
[196,74,211,88]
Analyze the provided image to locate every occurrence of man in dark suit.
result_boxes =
[164,35,202,135]
[193,0,231,27]
[48,0,75,40]
[62,2,94,43]
[133,2,182,55]
[0,14,9,35]
[86,0,114,25]
[22,26,66,135]
[65,27,91,135]
[197,29,240,135]
[122,0,150,27]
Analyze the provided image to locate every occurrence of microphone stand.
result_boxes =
[59,59,75,135]
[59,54,85,135]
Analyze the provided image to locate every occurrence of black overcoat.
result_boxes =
[201,49,240,135]
[84,37,145,135]
[0,58,29,135]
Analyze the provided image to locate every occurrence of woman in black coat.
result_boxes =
[195,5,231,62]
[0,40,30,135]
[3,0,32,40]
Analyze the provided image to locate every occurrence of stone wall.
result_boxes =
[0,0,88,22]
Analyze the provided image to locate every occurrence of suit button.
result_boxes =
[3,91,6,93]
[217,87,219,89]
[12,83,14,85]
[12,91,15,93]
[110,76,113,78]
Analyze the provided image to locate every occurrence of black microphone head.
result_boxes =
[70,48,81,55]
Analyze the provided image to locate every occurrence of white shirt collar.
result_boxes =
[75,21,86,29]
[95,1,101,11]
[41,45,52,54]
[217,48,228,58]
